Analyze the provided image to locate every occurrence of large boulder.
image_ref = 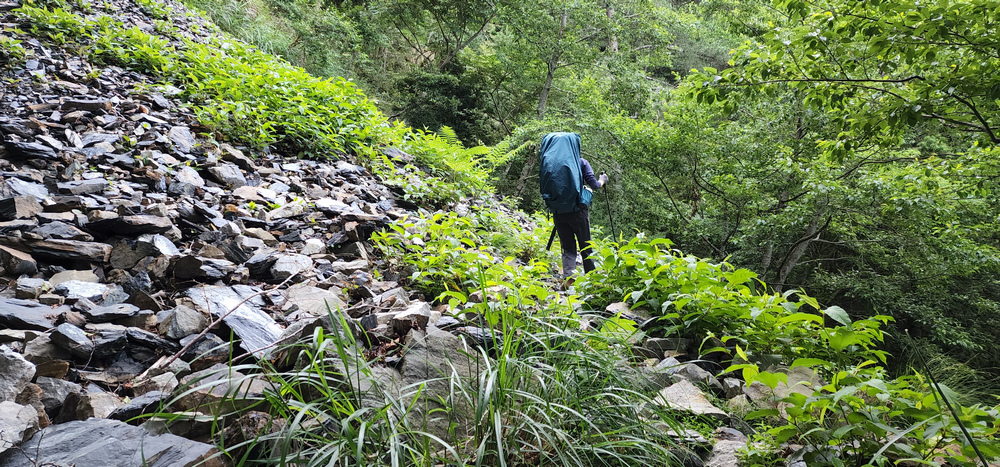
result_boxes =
[399,326,481,441]
[0,418,225,467]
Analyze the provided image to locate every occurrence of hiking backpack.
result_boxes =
[538,132,593,214]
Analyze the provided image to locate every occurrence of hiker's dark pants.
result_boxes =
[553,205,595,275]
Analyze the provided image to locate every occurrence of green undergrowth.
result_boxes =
[16,0,382,157]
[375,220,1000,466]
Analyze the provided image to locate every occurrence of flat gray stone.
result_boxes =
[207,163,247,187]
[269,253,312,282]
[0,418,224,467]
[0,401,39,456]
[49,269,99,286]
[54,280,109,301]
[0,196,42,221]
[58,179,107,195]
[0,245,36,275]
[168,125,196,153]
[35,376,82,415]
[282,284,346,317]
[50,323,94,360]
[0,345,35,402]
[172,164,204,186]
[0,299,56,331]
[87,215,174,236]
[184,285,281,358]
[654,379,727,419]
[81,303,140,323]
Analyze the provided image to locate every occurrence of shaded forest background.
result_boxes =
[185,0,1000,400]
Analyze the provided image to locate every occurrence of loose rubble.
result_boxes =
[0,0,792,464]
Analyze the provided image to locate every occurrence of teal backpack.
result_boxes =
[539,132,593,214]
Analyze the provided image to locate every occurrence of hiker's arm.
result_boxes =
[581,159,602,189]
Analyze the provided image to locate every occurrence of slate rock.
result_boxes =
[4,141,57,159]
[654,379,727,419]
[0,196,42,220]
[157,305,202,340]
[62,98,112,113]
[87,214,174,236]
[49,269,99,286]
[50,323,95,360]
[184,285,281,358]
[81,303,140,323]
[0,418,224,467]
[281,284,346,317]
[54,280,110,302]
[58,179,108,195]
[14,277,49,299]
[400,327,480,440]
[107,390,168,422]
[0,401,39,456]
[6,178,49,199]
[25,238,112,262]
[34,376,82,416]
[0,299,57,331]
[0,345,35,402]
[269,253,312,282]
[168,125,196,153]
[33,221,93,241]
[178,333,230,369]
[208,163,247,187]
[0,245,36,275]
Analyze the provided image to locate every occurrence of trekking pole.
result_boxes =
[602,172,617,240]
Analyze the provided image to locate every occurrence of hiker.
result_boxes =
[539,132,609,277]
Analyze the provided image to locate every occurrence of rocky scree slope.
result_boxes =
[0,0,765,466]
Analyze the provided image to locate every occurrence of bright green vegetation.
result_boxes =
[12,0,1000,465]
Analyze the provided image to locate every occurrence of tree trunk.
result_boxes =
[775,209,825,292]
[537,11,568,119]
[513,151,538,199]
[605,4,618,52]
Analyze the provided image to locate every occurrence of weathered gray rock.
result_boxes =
[50,323,94,360]
[654,379,727,419]
[158,305,207,339]
[0,196,42,221]
[220,143,256,171]
[54,280,110,302]
[168,125,196,153]
[6,178,49,199]
[14,277,49,299]
[184,285,281,358]
[300,238,326,255]
[172,164,204,186]
[673,362,723,391]
[269,253,312,282]
[0,345,35,402]
[208,163,247,187]
[81,303,140,323]
[400,326,480,440]
[174,363,272,413]
[49,269,99,286]
[0,401,40,456]
[264,200,306,221]
[391,301,434,336]
[281,284,347,317]
[34,376,82,416]
[19,238,112,262]
[4,141,57,159]
[87,215,174,236]
[0,418,225,467]
[58,179,108,195]
[107,390,168,422]
[0,245,36,275]
[0,299,57,331]
[33,221,93,241]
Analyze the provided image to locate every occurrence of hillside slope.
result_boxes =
[0,1,998,466]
